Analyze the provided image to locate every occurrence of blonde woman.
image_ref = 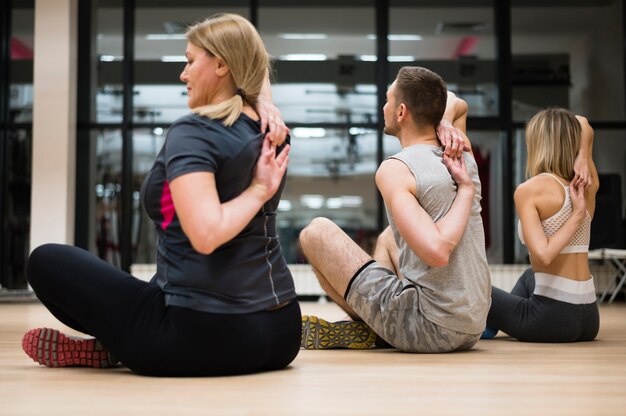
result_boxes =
[22,14,300,376]
[483,108,599,342]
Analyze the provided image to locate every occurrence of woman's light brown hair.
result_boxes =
[185,13,269,126]
[525,107,581,180]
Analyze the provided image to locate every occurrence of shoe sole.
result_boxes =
[22,328,116,368]
[301,315,377,349]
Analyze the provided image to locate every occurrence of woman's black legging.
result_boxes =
[26,243,302,377]
[486,268,599,343]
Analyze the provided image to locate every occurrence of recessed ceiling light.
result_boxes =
[279,54,327,61]
[278,200,292,211]
[161,55,187,62]
[300,195,325,209]
[146,34,186,40]
[278,33,328,40]
[292,128,326,138]
[367,34,422,41]
[388,55,415,62]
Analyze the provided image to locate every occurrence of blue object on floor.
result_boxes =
[480,326,498,339]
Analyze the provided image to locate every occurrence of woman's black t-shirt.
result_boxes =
[140,113,296,313]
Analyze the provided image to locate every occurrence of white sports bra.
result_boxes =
[518,173,591,254]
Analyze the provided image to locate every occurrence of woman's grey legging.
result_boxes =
[486,268,600,342]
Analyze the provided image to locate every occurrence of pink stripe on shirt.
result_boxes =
[160,180,175,230]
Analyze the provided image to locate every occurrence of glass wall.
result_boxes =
[511,1,625,122]
[1,0,621,293]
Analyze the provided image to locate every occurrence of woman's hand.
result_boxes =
[573,152,591,189]
[437,120,471,157]
[251,136,290,201]
[569,182,587,220]
[256,95,289,147]
[442,153,474,195]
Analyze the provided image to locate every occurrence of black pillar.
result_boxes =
[375,0,389,233]
[0,0,12,286]
[120,0,135,271]
[495,0,514,263]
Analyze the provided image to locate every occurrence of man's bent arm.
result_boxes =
[376,159,475,267]
[438,91,471,154]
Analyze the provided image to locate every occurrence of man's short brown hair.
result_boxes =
[395,66,447,128]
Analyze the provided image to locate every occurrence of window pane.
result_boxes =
[92,129,123,266]
[95,0,124,123]
[10,2,34,123]
[259,2,378,263]
[259,2,377,124]
[1,129,31,289]
[132,127,166,264]
[470,130,505,264]
[390,1,497,117]
[280,127,379,262]
[512,1,625,121]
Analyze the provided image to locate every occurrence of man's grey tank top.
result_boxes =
[387,144,491,334]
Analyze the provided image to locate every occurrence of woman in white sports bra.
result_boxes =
[483,107,600,342]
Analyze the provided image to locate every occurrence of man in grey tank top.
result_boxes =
[299,67,491,353]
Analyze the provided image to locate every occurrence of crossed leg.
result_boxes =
[372,226,402,279]
[299,217,372,320]
[299,219,404,349]
[300,219,402,319]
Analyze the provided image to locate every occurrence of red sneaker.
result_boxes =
[22,328,118,368]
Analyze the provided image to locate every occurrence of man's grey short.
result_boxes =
[345,261,480,353]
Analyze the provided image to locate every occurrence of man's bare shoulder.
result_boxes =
[375,158,416,198]
[376,158,413,182]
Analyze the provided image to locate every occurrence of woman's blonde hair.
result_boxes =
[525,107,581,180]
[186,13,269,126]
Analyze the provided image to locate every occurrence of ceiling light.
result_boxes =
[326,198,343,209]
[279,54,327,61]
[340,196,363,207]
[278,200,292,211]
[161,55,187,62]
[389,34,423,41]
[326,196,363,209]
[388,55,415,62]
[278,33,327,40]
[359,55,377,61]
[349,127,375,135]
[367,34,422,41]
[292,127,326,138]
[146,34,186,40]
[99,55,121,62]
[300,195,325,209]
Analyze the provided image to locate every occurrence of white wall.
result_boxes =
[30,0,78,250]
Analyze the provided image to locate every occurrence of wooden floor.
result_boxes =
[2,301,626,415]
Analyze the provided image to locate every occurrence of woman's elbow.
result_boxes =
[185,229,219,255]
[190,239,216,255]
[532,252,552,268]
